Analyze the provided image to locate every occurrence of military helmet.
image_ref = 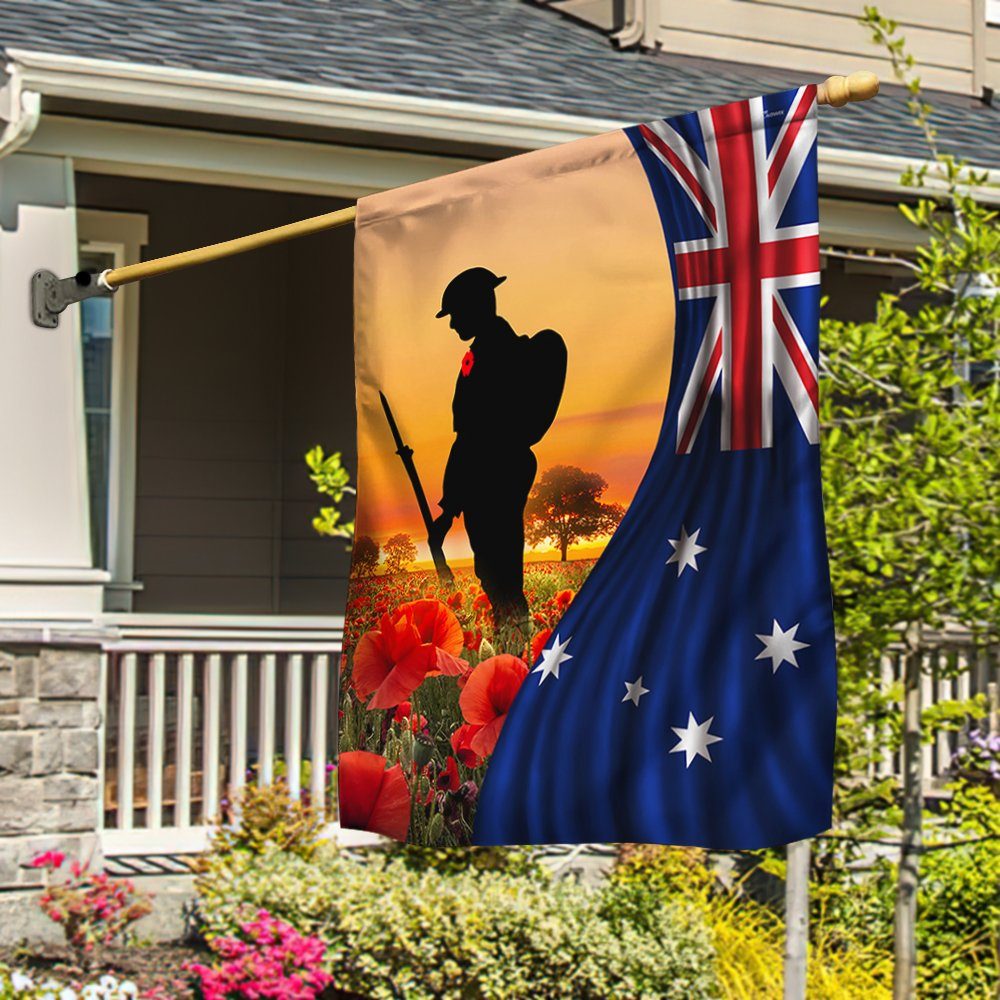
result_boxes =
[435,267,507,318]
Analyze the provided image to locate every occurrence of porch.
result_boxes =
[98,614,354,860]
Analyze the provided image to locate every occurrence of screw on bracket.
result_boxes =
[31,269,116,329]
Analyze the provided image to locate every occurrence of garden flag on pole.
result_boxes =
[340,85,837,849]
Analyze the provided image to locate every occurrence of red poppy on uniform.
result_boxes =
[461,349,475,377]
[458,654,529,758]
[338,750,411,841]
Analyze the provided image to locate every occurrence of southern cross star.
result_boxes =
[755,619,809,673]
[670,712,723,767]
[621,676,650,707]
[666,525,706,577]
[532,632,573,685]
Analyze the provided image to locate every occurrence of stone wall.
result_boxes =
[0,644,103,901]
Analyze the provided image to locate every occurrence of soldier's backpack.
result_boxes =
[522,328,568,446]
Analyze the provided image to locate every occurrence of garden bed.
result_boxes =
[0,943,367,999]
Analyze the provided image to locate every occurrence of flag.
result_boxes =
[341,86,836,849]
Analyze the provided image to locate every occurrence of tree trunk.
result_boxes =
[893,648,923,1000]
[783,838,810,1000]
[560,537,568,561]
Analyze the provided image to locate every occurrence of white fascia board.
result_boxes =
[8,48,999,201]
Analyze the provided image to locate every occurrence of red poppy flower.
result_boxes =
[447,591,465,609]
[461,349,475,377]
[338,750,411,841]
[352,599,466,709]
[531,628,553,665]
[555,589,575,609]
[393,701,428,733]
[451,723,485,768]
[473,593,491,611]
[458,654,528,758]
[437,756,460,792]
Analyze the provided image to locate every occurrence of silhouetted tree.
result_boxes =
[383,532,417,575]
[351,535,380,578]
[524,465,625,561]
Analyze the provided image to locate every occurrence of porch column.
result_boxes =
[0,152,107,621]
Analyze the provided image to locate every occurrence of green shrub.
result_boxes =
[384,842,544,879]
[916,781,1000,999]
[206,779,325,861]
[608,845,893,999]
[196,845,719,999]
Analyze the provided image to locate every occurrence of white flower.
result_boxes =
[99,977,118,990]
[10,970,35,991]
[117,982,138,998]
[59,989,78,1000]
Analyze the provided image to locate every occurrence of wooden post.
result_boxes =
[988,680,998,737]
[784,838,810,1000]
[894,648,923,1000]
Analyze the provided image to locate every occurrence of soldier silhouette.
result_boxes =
[428,267,567,632]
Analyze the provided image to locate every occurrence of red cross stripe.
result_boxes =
[639,86,821,453]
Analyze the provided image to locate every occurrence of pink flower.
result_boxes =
[185,909,333,999]
[29,850,65,870]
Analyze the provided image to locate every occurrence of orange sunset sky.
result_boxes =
[353,129,677,567]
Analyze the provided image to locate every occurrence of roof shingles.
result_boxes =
[0,0,997,167]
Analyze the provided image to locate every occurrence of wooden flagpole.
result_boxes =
[97,71,878,291]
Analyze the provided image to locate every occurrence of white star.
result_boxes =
[670,712,723,768]
[755,619,809,673]
[622,676,650,707]
[666,525,706,576]
[532,632,573,685]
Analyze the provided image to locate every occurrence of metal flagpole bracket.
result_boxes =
[31,268,117,329]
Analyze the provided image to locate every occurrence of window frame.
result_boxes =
[77,208,148,611]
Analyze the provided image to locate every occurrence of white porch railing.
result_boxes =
[96,618,996,855]
[98,614,352,856]
[871,632,998,789]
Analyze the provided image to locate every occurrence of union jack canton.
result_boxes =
[638,86,820,453]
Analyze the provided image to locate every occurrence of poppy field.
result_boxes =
[337,560,595,845]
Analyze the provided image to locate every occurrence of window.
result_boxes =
[79,247,116,571]
[988,0,1000,26]
[77,209,148,611]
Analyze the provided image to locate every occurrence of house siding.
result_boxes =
[987,24,1000,89]
[652,0,979,94]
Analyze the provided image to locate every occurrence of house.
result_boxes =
[0,0,997,933]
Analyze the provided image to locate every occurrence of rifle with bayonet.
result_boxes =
[379,391,455,585]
